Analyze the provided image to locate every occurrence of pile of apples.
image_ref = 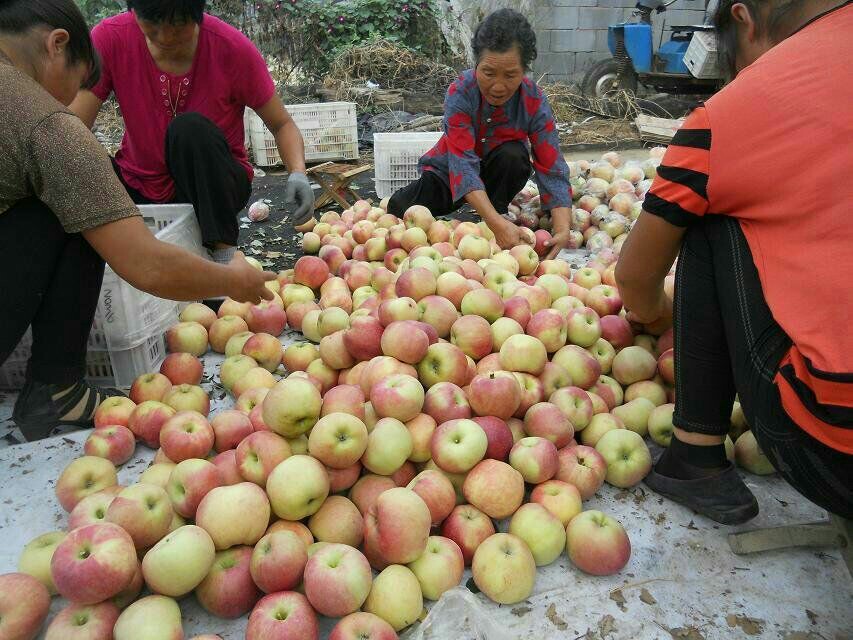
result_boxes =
[506,149,662,245]
[2,185,775,640]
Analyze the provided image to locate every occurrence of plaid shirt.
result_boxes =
[419,69,571,210]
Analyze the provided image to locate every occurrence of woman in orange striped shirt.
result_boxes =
[616,0,852,524]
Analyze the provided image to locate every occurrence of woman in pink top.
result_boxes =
[71,0,315,264]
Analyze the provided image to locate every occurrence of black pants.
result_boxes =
[674,215,852,518]
[0,199,104,385]
[113,112,252,247]
[387,141,532,218]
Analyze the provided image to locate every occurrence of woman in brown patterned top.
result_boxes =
[0,0,276,441]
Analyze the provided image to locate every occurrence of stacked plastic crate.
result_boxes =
[0,205,205,389]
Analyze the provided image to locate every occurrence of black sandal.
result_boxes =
[12,377,126,442]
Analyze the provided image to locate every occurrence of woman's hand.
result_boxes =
[543,230,573,260]
[625,291,672,327]
[489,215,533,250]
[224,252,277,304]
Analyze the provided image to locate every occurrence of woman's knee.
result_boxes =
[166,112,222,151]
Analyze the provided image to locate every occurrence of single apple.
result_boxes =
[462,459,524,520]
[471,533,536,604]
[195,546,260,619]
[304,543,373,617]
[195,482,270,550]
[50,523,137,604]
[565,510,631,575]
[595,429,652,488]
[508,503,566,566]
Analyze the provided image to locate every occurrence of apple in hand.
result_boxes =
[471,533,536,605]
[565,510,631,575]
[246,592,319,640]
[0,572,50,640]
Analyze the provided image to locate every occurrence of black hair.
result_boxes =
[0,0,100,87]
[713,0,799,81]
[472,8,537,70]
[127,0,206,25]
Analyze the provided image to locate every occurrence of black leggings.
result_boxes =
[0,198,104,385]
[114,112,252,247]
[674,215,852,518]
[387,141,532,218]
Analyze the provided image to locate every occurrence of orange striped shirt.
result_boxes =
[645,4,853,453]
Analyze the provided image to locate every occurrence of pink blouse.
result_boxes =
[91,12,276,202]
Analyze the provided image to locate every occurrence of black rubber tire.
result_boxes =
[581,58,638,98]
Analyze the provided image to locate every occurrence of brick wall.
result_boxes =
[452,0,709,83]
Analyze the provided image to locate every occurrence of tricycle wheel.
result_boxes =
[581,58,638,98]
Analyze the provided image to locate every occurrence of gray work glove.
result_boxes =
[284,172,314,226]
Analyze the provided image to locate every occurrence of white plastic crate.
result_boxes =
[373,132,443,199]
[0,204,200,390]
[245,103,359,167]
[95,204,203,351]
[684,31,718,79]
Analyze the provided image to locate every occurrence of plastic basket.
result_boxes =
[684,31,718,79]
[0,332,166,391]
[245,103,360,167]
[373,132,443,199]
[0,204,200,390]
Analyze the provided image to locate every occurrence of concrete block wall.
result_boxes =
[532,0,708,82]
